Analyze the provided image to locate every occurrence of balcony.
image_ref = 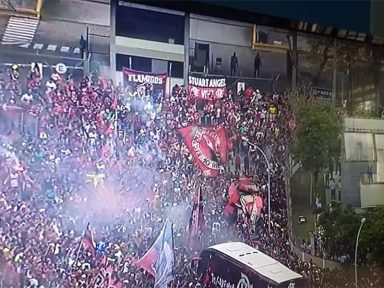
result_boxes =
[360,173,384,208]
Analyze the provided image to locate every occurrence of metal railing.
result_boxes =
[360,173,383,184]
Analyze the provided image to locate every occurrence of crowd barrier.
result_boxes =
[226,76,275,93]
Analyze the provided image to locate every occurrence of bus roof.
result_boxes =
[209,242,302,285]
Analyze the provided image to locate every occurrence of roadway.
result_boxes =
[0,0,110,67]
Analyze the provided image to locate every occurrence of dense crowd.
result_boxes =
[0,65,380,288]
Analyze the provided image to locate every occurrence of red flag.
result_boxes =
[224,204,237,224]
[136,247,158,276]
[216,125,228,163]
[178,126,228,177]
[105,265,123,288]
[82,223,96,256]
[238,177,258,193]
[228,182,240,205]
[99,254,108,267]
[111,93,118,110]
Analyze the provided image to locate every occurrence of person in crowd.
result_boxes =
[0,65,377,288]
[230,52,238,76]
[254,53,262,78]
[329,178,338,200]
[367,164,373,183]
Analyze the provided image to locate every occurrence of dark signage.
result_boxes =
[311,87,332,101]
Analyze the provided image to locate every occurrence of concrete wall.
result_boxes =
[360,182,384,208]
[342,118,384,207]
[345,118,384,133]
[115,37,184,62]
[376,134,384,179]
[190,14,252,47]
[43,0,110,26]
[344,133,375,161]
[341,161,377,207]
[189,14,287,80]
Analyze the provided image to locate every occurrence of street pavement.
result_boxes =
[0,0,110,66]
[0,0,330,91]
[0,16,83,66]
[0,45,84,66]
[0,0,35,10]
[1,16,39,45]
[42,0,110,27]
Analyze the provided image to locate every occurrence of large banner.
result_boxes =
[178,125,228,177]
[188,75,226,100]
[123,67,167,98]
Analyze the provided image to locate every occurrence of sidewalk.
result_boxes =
[42,0,110,27]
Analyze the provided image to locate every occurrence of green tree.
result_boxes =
[318,202,360,259]
[291,100,341,204]
[360,206,384,267]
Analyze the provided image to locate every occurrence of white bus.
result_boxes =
[196,242,303,288]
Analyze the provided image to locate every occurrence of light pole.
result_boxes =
[241,136,271,236]
[355,217,366,288]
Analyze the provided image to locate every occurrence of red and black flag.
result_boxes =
[82,223,96,256]
[178,125,228,177]
[189,186,204,240]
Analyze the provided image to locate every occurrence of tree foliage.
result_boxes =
[291,100,341,176]
[319,205,384,267]
[360,206,384,267]
[318,202,360,259]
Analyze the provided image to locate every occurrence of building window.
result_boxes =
[116,6,185,45]
[168,61,184,78]
[116,54,152,72]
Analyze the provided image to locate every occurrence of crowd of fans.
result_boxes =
[0,64,380,288]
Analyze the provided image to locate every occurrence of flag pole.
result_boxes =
[67,238,82,275]
[171,222,175,284]
[195,186,201,237]
[160,219,167,251]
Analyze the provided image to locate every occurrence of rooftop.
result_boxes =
[210,242,302,285]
